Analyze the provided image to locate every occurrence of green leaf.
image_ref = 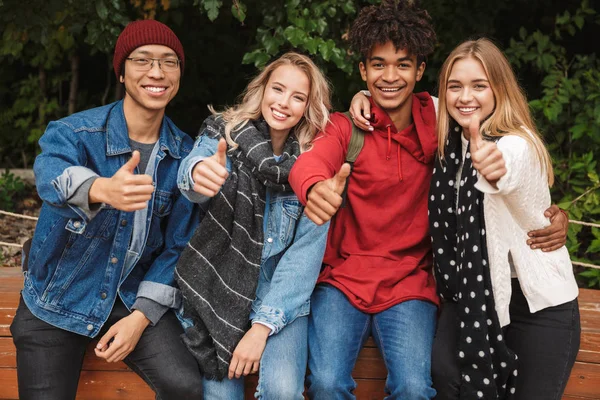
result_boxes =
[556,11,570,25]
[242,49,270,68]
[578,269,600,278]
[262,33,282,55]
[570,123,588,140]
[286,0,300,9]
[318,39,335,61]
[203,0,222,21]
[304,37,320,54]
[519,27,527,40]
[340,0,355,14]
[96,0,109,20]
[231,1,247,23]
[316,18,327,35]
[283,26,306,47]
[558,202,572,210]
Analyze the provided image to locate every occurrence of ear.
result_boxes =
[359,61,367,82]
[119,75,124,83]
[416,61,426,82]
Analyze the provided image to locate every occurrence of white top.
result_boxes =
[462,133,578,327]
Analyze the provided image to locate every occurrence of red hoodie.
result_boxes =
[290,93,440,313]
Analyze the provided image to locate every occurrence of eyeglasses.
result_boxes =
[126,57,180,72]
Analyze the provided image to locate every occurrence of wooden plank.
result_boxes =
[0,338,16,368]
[353,378,387,399]
[0,268,598,400]
[578,330,600,364]
[0,279,23,292]
[353,347,387,379]
[0,308,15,337]
[563,361,600,399]
[0,369,155,400]
[0,268,23,279]
[0,293,19,309]
[579,288,600,306]
[0,368,19,400]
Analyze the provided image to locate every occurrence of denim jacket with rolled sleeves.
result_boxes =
[23,100,200,337]
[178,134,328,334]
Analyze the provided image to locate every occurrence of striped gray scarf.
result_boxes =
[175,115,300,380]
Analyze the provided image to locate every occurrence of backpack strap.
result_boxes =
[340,112,366,208]
[343,112,365,164]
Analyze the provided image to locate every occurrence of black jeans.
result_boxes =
[432,279,580,400]
[10,296,203,400]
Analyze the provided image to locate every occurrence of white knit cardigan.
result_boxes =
[466,133,578,327]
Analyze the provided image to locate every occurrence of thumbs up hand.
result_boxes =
[469,118,507,187]
[191,138,230,197]
[305,163,351,225]
[89,150,155,211]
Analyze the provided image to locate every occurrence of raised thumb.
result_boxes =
[122,150,141,173]
[333,163,351,195]
[469,117,482,150]
[215,138,228,167]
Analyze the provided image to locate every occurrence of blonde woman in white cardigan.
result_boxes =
[428,38,579,400]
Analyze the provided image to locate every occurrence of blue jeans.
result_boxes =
[203,316,308,399]
[306,284,437,400]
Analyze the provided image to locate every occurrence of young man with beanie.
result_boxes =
[10,20,203,399]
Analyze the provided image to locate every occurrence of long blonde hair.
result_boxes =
[436,38,554,185]
[211,52,331,152]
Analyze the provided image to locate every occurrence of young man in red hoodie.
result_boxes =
[289,1,439,398]
[289,1,568,399]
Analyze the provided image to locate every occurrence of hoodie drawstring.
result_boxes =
[386,125,392,160]
[386,125,403,182]
[397,145,403,181]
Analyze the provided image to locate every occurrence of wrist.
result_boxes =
[249,323,271,340]
[131,310,151,327]
[89,177,108,204]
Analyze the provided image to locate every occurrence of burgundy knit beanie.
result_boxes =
[113,20,184,79]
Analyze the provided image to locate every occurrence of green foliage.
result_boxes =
[0,0,598,284]
[193,0,361,76]
[506,0,600,288]
[0,170,26,212]
[579,265,600,289]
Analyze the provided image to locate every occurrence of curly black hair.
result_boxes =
[349,0,437,64]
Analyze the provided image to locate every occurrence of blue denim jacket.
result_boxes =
[23,100,200,337]
[178,134,328,334]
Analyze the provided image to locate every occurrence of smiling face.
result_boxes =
[121,44,181,116]
[445,56,495,136]
[261,64,310,141]
[359,41,425,120]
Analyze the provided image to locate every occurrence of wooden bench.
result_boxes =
[1,266,599,399]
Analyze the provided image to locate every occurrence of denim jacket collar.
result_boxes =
[106,100,182,159]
